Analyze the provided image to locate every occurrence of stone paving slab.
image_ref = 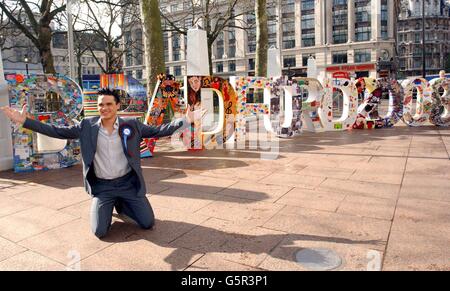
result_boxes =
[0,251,66,271]
[400,174,450,202]
[196,197,285,228]
[274,187,345,212]
[336,195,397,220]
[258,234,384,271]
[170,218,287,268]
[263,206,390,250]
[13,185,90,210]
[0,195,35,218]
[215,181,293,203]
[318,178,400,200]
[185,253,261,271]
[0,126,448,271]
[0,206,78,242]
[383,232,450,271]
[78,235,203,271]
[0,236,27,262]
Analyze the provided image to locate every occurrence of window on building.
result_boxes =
[228,45,236,58]
[332,51,348,64]
[415,33,421,43]
[282,0,296,49]
[354,49,371,63]
[170,4,180,12]
[283,56,296,68]
[228,30,236,58]
[172,32,181,61]
[248,58,255,71]
[136,70,143,80]
[381,0,388,39]
[125,50,133,67]
[229,61,236,72]
[134,29,143,65]
[332,0,348,44]
[135,51,143,66]
[216,33,224,59]
[401,46,407,55]
[173,51,181,61]
[301,1,316,47]
[267,5,278,48]
[174,66,182,76]
[216,62,223,73]
[355,0,371,41]
[163,32,169,62]
[246,13,257,53]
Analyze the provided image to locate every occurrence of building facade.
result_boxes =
[1,28,107,79]
[397,0,450,77]
[123,0,400,82]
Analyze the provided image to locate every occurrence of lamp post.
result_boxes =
[24,55,29,76]
[67,0,75,79]
[422,0,426,78]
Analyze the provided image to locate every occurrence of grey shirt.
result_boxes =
[93,118,131,180]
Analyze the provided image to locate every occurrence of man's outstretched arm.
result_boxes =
[138,117,188,139]
[1,105,81,140]
[138,105,205,138]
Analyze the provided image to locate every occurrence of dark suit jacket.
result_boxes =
[23,116,187,197]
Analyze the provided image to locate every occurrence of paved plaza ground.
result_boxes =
[0,124,449,271]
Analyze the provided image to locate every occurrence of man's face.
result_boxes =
[98,95,120,120]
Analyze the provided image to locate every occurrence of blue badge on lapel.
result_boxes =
[119,123,134,155]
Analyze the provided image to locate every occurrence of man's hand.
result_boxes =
[185,104,207,124]
[0,104,27,125]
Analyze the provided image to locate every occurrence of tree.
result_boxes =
[140,0,165,94]
[0,0,66,74]
[76,0,138,75]
[255,0,267,77]
[0,7,38,68]
[160,0,253,75]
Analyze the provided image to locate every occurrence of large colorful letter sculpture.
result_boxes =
[183,76,233,150]
[6,74,83,172]
[230,77,272,148]
[352,78,382,129]
[5,71,450,172]
[269,77,298,137]
[429,77,450,126]
[319,77,358,131]
[293,78,324,133]
[351,77,405,129]
[378,78,404,127]
[145,74,185,152]
[402,78,432,127]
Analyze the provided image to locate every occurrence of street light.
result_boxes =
[24,55,29,76]
[422,0,426,78]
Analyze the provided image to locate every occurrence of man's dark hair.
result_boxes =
[97,88,121,104]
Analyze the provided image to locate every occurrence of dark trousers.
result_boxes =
[90,171,154,238]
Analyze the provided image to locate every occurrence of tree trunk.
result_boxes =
[77,54,83,89]
[38,23,56,74]
[208,40,213,76]
[255,0,268,77]
[140,0,166,95]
